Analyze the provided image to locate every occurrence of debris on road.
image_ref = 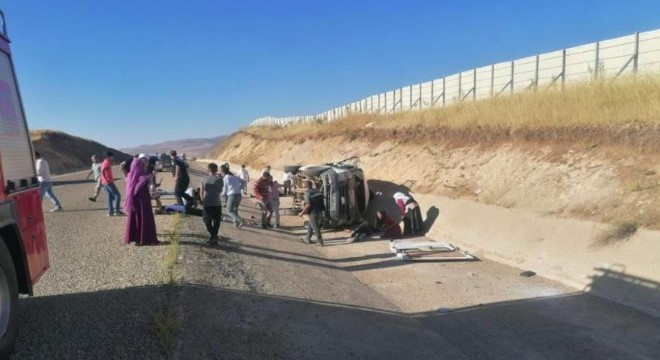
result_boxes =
[519,271,537,277]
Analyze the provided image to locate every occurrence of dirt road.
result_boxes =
[11,166,660,359]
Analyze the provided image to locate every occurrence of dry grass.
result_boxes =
[244,75,660,151]
[152,304,179,355]
[152,214,184,356]
[590,221,639,250]
[164,214,183,285]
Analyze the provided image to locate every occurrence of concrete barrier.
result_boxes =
[413,192,660,317]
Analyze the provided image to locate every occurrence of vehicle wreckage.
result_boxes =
[285,156,369,228]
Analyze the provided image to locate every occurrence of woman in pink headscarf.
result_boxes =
[124,155,159,245]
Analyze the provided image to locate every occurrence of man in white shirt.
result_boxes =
[86,154,102,202]
[35,151,63,212]
[282,172,294,196]
[239,164,250,196]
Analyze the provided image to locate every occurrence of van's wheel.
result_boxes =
[0,239,19,357]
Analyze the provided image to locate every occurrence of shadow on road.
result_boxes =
[16,269,660,360]
[53,179,95,186]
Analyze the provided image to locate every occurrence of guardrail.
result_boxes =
[251,29,660,127]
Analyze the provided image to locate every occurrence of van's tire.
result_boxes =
[0,239,19,358]
[283,165,301,174]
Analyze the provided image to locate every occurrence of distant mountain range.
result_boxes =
[121,135,227,158]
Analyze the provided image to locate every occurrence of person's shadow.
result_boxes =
[424,206,440,233]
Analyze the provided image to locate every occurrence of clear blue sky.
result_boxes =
[3,0,660,148]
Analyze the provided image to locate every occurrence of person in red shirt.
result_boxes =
[101,151,123,216]
[252,172,273,229]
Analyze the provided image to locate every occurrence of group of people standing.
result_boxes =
[121,150,196,245]
[199,162,246,245]
[38,150,424,248]
[85,150,192,246]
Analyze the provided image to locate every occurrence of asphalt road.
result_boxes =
[9,165,660,359]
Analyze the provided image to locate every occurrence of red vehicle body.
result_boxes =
[0,11,50,356]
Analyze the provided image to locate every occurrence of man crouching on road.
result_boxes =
[299,180,324,246]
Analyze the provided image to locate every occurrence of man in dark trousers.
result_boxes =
[299,180,324,246]
[200,163,223,245]
[170,149,193,209]
[252,172,273,229]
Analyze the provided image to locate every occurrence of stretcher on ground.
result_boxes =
[389,240,476,261]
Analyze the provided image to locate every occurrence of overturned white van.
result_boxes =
[288,157,369,228]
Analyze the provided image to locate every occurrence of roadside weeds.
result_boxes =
[152,214,184,357]
[591,220,639,250]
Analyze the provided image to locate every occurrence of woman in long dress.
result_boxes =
[124,155,160,245]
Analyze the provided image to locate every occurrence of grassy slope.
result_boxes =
[240,76,660,151]
[212,77,660,229]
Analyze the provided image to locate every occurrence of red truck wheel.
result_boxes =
[0,239,19,357]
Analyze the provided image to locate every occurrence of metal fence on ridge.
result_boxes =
[250,29,660,127]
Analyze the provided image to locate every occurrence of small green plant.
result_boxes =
[152,214,184,355]
[164,214,183,284]
[152,304,179,355]
[627,180,643,192]
[591,221,639,250]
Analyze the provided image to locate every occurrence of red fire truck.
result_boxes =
[0,11,50,357]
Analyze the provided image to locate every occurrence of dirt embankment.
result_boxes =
[30,130,131,174]
[212,129,659,231]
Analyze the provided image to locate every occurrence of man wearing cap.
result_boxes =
[101,151,124,216]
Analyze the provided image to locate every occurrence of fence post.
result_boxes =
[633,31,639,74]
[473,68,477,101]
[510,60,515,94]
[392,90,396,113]
[490,64,495,97]
[430,80,434,107]
[594,41,600,79]
[409,85,413,109]
[400,87,404,112]
[534,54,539,90]
[458,72,462,101]
[384,92,388,113]
[419,83,423,108]
[442,77,446,106]
[561,49,566,89]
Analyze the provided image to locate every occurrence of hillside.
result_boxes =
[212,78,660,230]
[30,130,131,175]
[121,135,226,158]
